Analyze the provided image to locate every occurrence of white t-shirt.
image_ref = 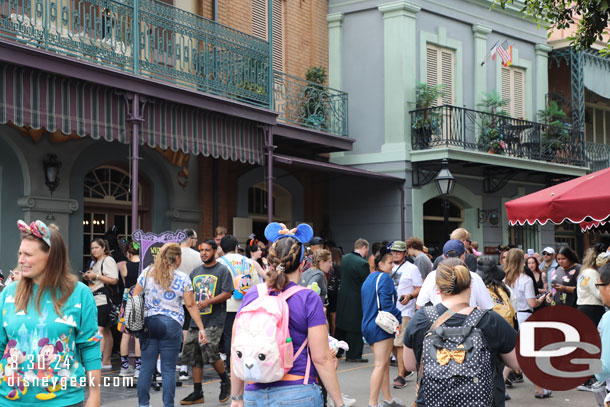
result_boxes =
[509,273,536,312]
[218,253,260,312]
[391,261,408,288]
[180,247,203,275]
[416,269,494,309]
[396,261,423,317]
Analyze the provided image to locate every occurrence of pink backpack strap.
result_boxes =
[282,284,312,384]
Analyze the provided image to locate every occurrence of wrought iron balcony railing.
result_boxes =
[273,71,348,137]
[0,0,270,106]
[410,105,585,167]
[586,142,610,172]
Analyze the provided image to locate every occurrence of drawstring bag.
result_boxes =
[124,271,147,333]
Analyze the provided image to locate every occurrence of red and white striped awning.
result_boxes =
[0,63,264,164]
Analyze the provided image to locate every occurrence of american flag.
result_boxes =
[492,41,513,67]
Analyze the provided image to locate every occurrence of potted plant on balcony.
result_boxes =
[302,66,328,130]
[477,91,510,154]
[538,101,569,157]
[412,82,446,149]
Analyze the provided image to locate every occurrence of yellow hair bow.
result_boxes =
[436,345,466,366]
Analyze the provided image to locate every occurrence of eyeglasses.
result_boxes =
[595,283,609,288]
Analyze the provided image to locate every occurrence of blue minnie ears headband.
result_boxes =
[264,222,314,262]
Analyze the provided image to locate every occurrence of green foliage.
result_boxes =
[538,100,569,150]
[305,66,327,85]
[477,91,510,154]
[494,0,610,53]
[415,82,447,109]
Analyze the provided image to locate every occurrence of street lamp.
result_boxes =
[43,154,61,194]
[435,159,455,241]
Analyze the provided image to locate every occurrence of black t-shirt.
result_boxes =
[404,303,517,407]
[125,261,140,289]
[189,263,233,328]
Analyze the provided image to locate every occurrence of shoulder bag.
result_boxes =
[374,273,400,334]
[124,270,147,333]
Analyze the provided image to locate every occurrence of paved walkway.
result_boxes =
[96,347,601,406]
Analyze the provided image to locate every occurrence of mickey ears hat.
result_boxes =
[264,222,314,244]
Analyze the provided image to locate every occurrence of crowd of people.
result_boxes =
[3,220,610,406]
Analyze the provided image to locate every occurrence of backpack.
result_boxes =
[219,255,255,300]
[488,286,516,328]
[231,283,311,384]
[420,306,494,407]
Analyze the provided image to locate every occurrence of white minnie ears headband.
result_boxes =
[264,222,314,262]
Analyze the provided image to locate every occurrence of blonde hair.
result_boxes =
[504,248,525,287]
[583,247,599,270]
[436,258,471,295]
[150,243,181,290]
[450,228,470,241]
[312,249,331,268]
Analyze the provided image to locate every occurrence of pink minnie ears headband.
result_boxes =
[264,222,314,262]
[18,220,51,247]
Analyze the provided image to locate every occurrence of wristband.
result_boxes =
[231,395,243,401]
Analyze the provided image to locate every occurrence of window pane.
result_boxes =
[595,109,604,144]
[585,108,594,142]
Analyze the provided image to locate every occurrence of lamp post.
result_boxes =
[435,159,455,241]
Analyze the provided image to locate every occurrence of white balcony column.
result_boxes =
[378,1,420,151]
[327,13,344,91]
[472,24,492,108]
[535,43,553,114]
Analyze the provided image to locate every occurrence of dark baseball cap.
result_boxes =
[443,239,466,257]
[310,236,324,246]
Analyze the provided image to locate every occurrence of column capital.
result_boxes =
[378,1,420,19]
[535,43,553,56]
[472,24,492,37]
[327,12,344,28]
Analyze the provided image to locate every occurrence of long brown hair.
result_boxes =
[91,238,111,261]
[150,243,181,290]
[504,248,525,288]
[16,224,77,316]
[267,237,302,291]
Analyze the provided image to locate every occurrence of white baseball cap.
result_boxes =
[543,247,555,255]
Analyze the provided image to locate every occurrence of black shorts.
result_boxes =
[182,305,191,330]
[97,304,110,327]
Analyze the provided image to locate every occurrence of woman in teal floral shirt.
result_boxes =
[0,220,101,407]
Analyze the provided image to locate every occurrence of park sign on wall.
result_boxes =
[133,229,187,273]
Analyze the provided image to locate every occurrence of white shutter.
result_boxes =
[252,0,266,40]
[501,66,525,118]
[440,50,454,105]
[513,69,525,118]
[272,0,284,72]
[426,44,454,106]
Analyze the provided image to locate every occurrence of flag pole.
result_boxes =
[480,40,500,66]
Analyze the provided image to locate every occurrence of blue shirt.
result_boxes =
[137,268,193,326]
[361,272,401,344]
[597,310,610,382]
[0,281,101,406]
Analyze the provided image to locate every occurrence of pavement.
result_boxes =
[95,346,601,406]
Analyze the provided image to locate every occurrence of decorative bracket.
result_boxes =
[478,208,500,228]
[412,162,442,187]
[483,168,515,193]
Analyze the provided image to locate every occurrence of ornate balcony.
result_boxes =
[0,0,270,106]
[410,105,586,167]
[586,142,610,172]
[273,71,348,137]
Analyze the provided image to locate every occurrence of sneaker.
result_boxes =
[390,355,398,367]
[179,372,190,381]
[591,380,606,392]
[383,399,405,407]
[404,371,415,380]
[577,384,594,392]
[393,376,407,389]
[219,380,231,403]
[101,364,113,370]
[341,393,357,407]
[512,372,524,383]
[180,391,204,405]
[120,366,134,377]
[505,378,513,388]
[505,393,511,401]
[134,368,140,379]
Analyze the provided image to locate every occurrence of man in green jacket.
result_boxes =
[335,238,370,362]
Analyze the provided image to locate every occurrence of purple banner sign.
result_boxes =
[132,229,187,273]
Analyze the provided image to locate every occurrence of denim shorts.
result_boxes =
[244,383,323,407]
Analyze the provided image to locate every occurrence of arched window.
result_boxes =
[84,165,141,204]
